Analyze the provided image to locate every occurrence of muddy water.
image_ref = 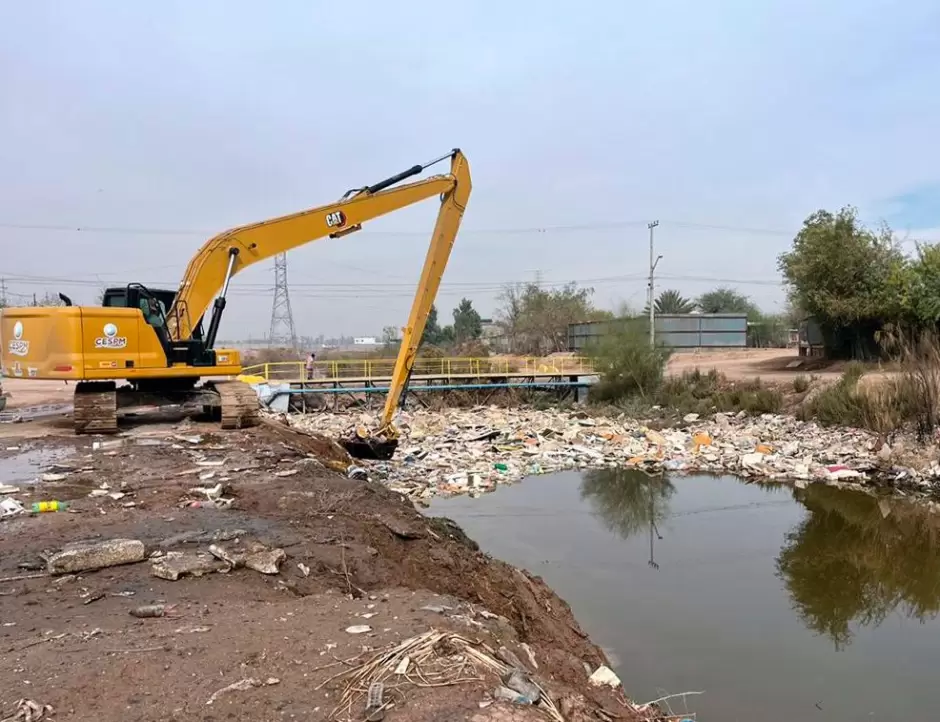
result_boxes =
[428,471,940,721]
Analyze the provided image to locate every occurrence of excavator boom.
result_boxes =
[167,150,469,343]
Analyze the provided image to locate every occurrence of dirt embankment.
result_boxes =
[0,421,641,721]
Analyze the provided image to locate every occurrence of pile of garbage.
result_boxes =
[290,407,940,500]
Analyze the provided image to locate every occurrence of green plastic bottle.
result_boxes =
[31,501,69,513]
[493,462,508,472]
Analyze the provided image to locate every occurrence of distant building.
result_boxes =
[567,314,748,352]
[353,337,378,345]
[479,318,509,353]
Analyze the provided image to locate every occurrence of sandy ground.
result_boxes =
[0,418,641,722]
[1,379,74,409]
[666,348,842,382]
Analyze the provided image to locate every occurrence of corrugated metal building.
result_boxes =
[567,313,748,352]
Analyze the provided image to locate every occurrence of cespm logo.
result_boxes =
[94,322,127,350]
[7,321,29,357]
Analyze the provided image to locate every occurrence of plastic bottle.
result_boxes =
[31,500,69,513]
[493,462,508,472]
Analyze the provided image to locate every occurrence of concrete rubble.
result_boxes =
[47,539,146,575]
[151,551,229,581]
[289,407,940,499]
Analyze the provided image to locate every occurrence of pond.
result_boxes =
[427,470,940,721]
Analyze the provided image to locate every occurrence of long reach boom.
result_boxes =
[172,149,471,454]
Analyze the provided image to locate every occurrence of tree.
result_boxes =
[777,206,910,357]
[905,242,940,326]
[452,298,482,345]
[495,282,599,354]
[29,292,63,307]
[421,303,454,347]
[644,289,695,315]
[697,286,761,319]
[381,325,400,351]
[778,207,905,324]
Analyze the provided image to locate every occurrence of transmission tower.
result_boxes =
[268,253,298,349]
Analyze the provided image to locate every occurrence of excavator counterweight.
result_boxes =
[0,150,471,459]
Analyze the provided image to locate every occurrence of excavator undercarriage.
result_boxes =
[72,380,260,435]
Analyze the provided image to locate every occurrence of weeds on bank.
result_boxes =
[659,369,783,416]
[802,329,940,439]
[588,326,782,416]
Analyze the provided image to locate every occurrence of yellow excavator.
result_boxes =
[0,149,471,459]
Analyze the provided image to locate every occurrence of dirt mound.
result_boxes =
[0,422,636,720]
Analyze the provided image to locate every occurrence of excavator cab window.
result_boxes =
[102,286,204,342]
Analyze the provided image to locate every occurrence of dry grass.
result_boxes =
[657,369,783,416]
[803,328,940,439]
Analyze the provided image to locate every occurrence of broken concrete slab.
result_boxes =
[245,547,286,574]
[151,551,228,581]
[47,539,145,575]
[208,540,286,575]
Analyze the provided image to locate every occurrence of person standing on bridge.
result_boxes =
[305,351,317,381]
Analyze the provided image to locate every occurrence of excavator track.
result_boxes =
[215,380,260,430]
[73,382,118,435]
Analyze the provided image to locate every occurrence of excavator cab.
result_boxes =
[101,284,217,368]
[101,286,205,342]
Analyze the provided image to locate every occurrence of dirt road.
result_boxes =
[0,419,640,721]
[666,348,842,382]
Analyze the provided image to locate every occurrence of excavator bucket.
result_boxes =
[340,437,399,461]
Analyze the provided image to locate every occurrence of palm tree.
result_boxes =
[643,289,695,315]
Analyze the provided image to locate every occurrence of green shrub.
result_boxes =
[793,374,810,393]
[655,370,782,416]
[588,323,671,402]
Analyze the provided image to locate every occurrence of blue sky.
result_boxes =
[2,0,939,337]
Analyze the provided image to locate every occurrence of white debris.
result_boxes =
[588,664,622,688]
[345,625,372,634]
[289,407,932,498]
[1,497,25,518]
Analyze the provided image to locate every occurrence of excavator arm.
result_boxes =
[166,149,471,459]
[166,150,471,343]
[375,151,470,440]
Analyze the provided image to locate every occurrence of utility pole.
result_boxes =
[0,278,6,307]
[268,253,298,350]
[647,220,662,347]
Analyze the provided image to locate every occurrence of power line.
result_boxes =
[2,217,939,245]
[0,270,784,293]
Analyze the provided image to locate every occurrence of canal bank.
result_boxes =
[428,469,940,721]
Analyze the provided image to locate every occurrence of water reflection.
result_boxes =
[580,468,675,569]
[580,468,940,647]
[777,484,940,648]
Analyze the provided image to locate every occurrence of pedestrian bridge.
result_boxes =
[238,356,596,385]
[236,356,597,410]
